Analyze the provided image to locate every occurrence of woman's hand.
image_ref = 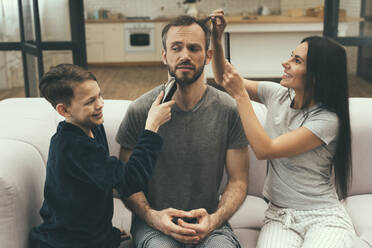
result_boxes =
[222,62,249,100]
[210,9,227,41]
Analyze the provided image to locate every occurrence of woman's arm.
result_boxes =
[210,9,261,102]
[223,62,324,160]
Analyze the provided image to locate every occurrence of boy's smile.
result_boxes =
[65,80,104,136]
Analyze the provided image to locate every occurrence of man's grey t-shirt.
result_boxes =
[258,81,339,210]
[116,85,248,213]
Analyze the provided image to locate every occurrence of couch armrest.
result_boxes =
[0,140,45,248]
[344,195,372,247]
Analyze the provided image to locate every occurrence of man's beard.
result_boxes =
[167,60,205,86]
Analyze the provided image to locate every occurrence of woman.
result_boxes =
[210,10,355,248]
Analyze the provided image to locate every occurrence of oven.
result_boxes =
[124,22,155,52]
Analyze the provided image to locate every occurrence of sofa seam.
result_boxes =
[0,172,17,247]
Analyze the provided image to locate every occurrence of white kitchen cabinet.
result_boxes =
[205,22,350,78]
[86,22,165,63]
[155,22,167,59]
[103,24,125,62]
[86,23,124,63]
[86,24,104,63]
[86,20,353,72]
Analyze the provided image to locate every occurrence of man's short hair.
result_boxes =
[39,64,97,108]
[161,15,211,52]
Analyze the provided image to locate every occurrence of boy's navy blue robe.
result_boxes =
[30,121,162,248]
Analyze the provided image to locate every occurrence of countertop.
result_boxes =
[85,15,363,24]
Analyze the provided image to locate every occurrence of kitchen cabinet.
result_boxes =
[86,23,124,63]
[204,21,352,78]
[85,17,359,74]
[85,22,165,63]
[86,24,104,63]
[103,24,125,62]
[155,22,166,59]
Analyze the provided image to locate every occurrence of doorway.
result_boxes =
[0,0,86,97]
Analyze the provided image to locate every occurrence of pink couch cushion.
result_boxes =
[230,195,268,229]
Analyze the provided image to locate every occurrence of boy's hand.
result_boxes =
[120,229,130,241]
[145,91,175,133]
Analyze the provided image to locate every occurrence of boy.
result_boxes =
[29,64,174,248]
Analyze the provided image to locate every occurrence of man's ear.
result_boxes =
[56,103,71,118]
[161,49,167,65]
[204,49,213,65]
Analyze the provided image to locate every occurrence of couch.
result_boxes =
[0,97,371,248]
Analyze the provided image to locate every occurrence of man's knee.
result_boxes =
[199,225,240,248]
[138,234,182,248]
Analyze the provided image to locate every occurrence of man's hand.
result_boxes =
[147,208,201,244]
[177,208,217,241]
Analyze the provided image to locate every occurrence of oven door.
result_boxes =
[124,24,155,52]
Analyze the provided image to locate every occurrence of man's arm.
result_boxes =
[119,147,200,244]
[119,148,152,219]
[178,146,249,240]
[211,146,249,226]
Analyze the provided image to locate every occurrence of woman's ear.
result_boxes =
[56,103,71,118]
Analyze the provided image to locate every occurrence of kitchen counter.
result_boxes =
[225,15,362,23]
[85,15,363,24]
[85,15,360,77]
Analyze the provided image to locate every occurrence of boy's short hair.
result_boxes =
[39,64,97,108]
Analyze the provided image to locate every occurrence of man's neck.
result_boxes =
[174,77,207,112]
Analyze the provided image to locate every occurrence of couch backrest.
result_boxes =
[1,97,371,198]
[0,98,62,165]
[0,98,131,165]
[348,98,372,196]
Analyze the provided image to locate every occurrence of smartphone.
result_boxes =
[161,77,177,103]
[224,32,231,63]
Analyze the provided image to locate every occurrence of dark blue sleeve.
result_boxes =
[67,130,162,197]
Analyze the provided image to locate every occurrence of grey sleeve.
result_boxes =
[257,81,283,107]
[115,102,148,150]
[302,110,339,145]
[227,106,249,149]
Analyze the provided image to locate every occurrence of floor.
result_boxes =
[1,65,372,100]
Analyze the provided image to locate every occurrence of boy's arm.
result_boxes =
[120,148,152,219]
[117,130,163,197]
[68,130,162,197]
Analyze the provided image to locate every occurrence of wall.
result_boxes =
[341,0,362,75]
[84,0,281,19]
[281,0,361,75]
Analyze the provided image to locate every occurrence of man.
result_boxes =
[116,15,249,248]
